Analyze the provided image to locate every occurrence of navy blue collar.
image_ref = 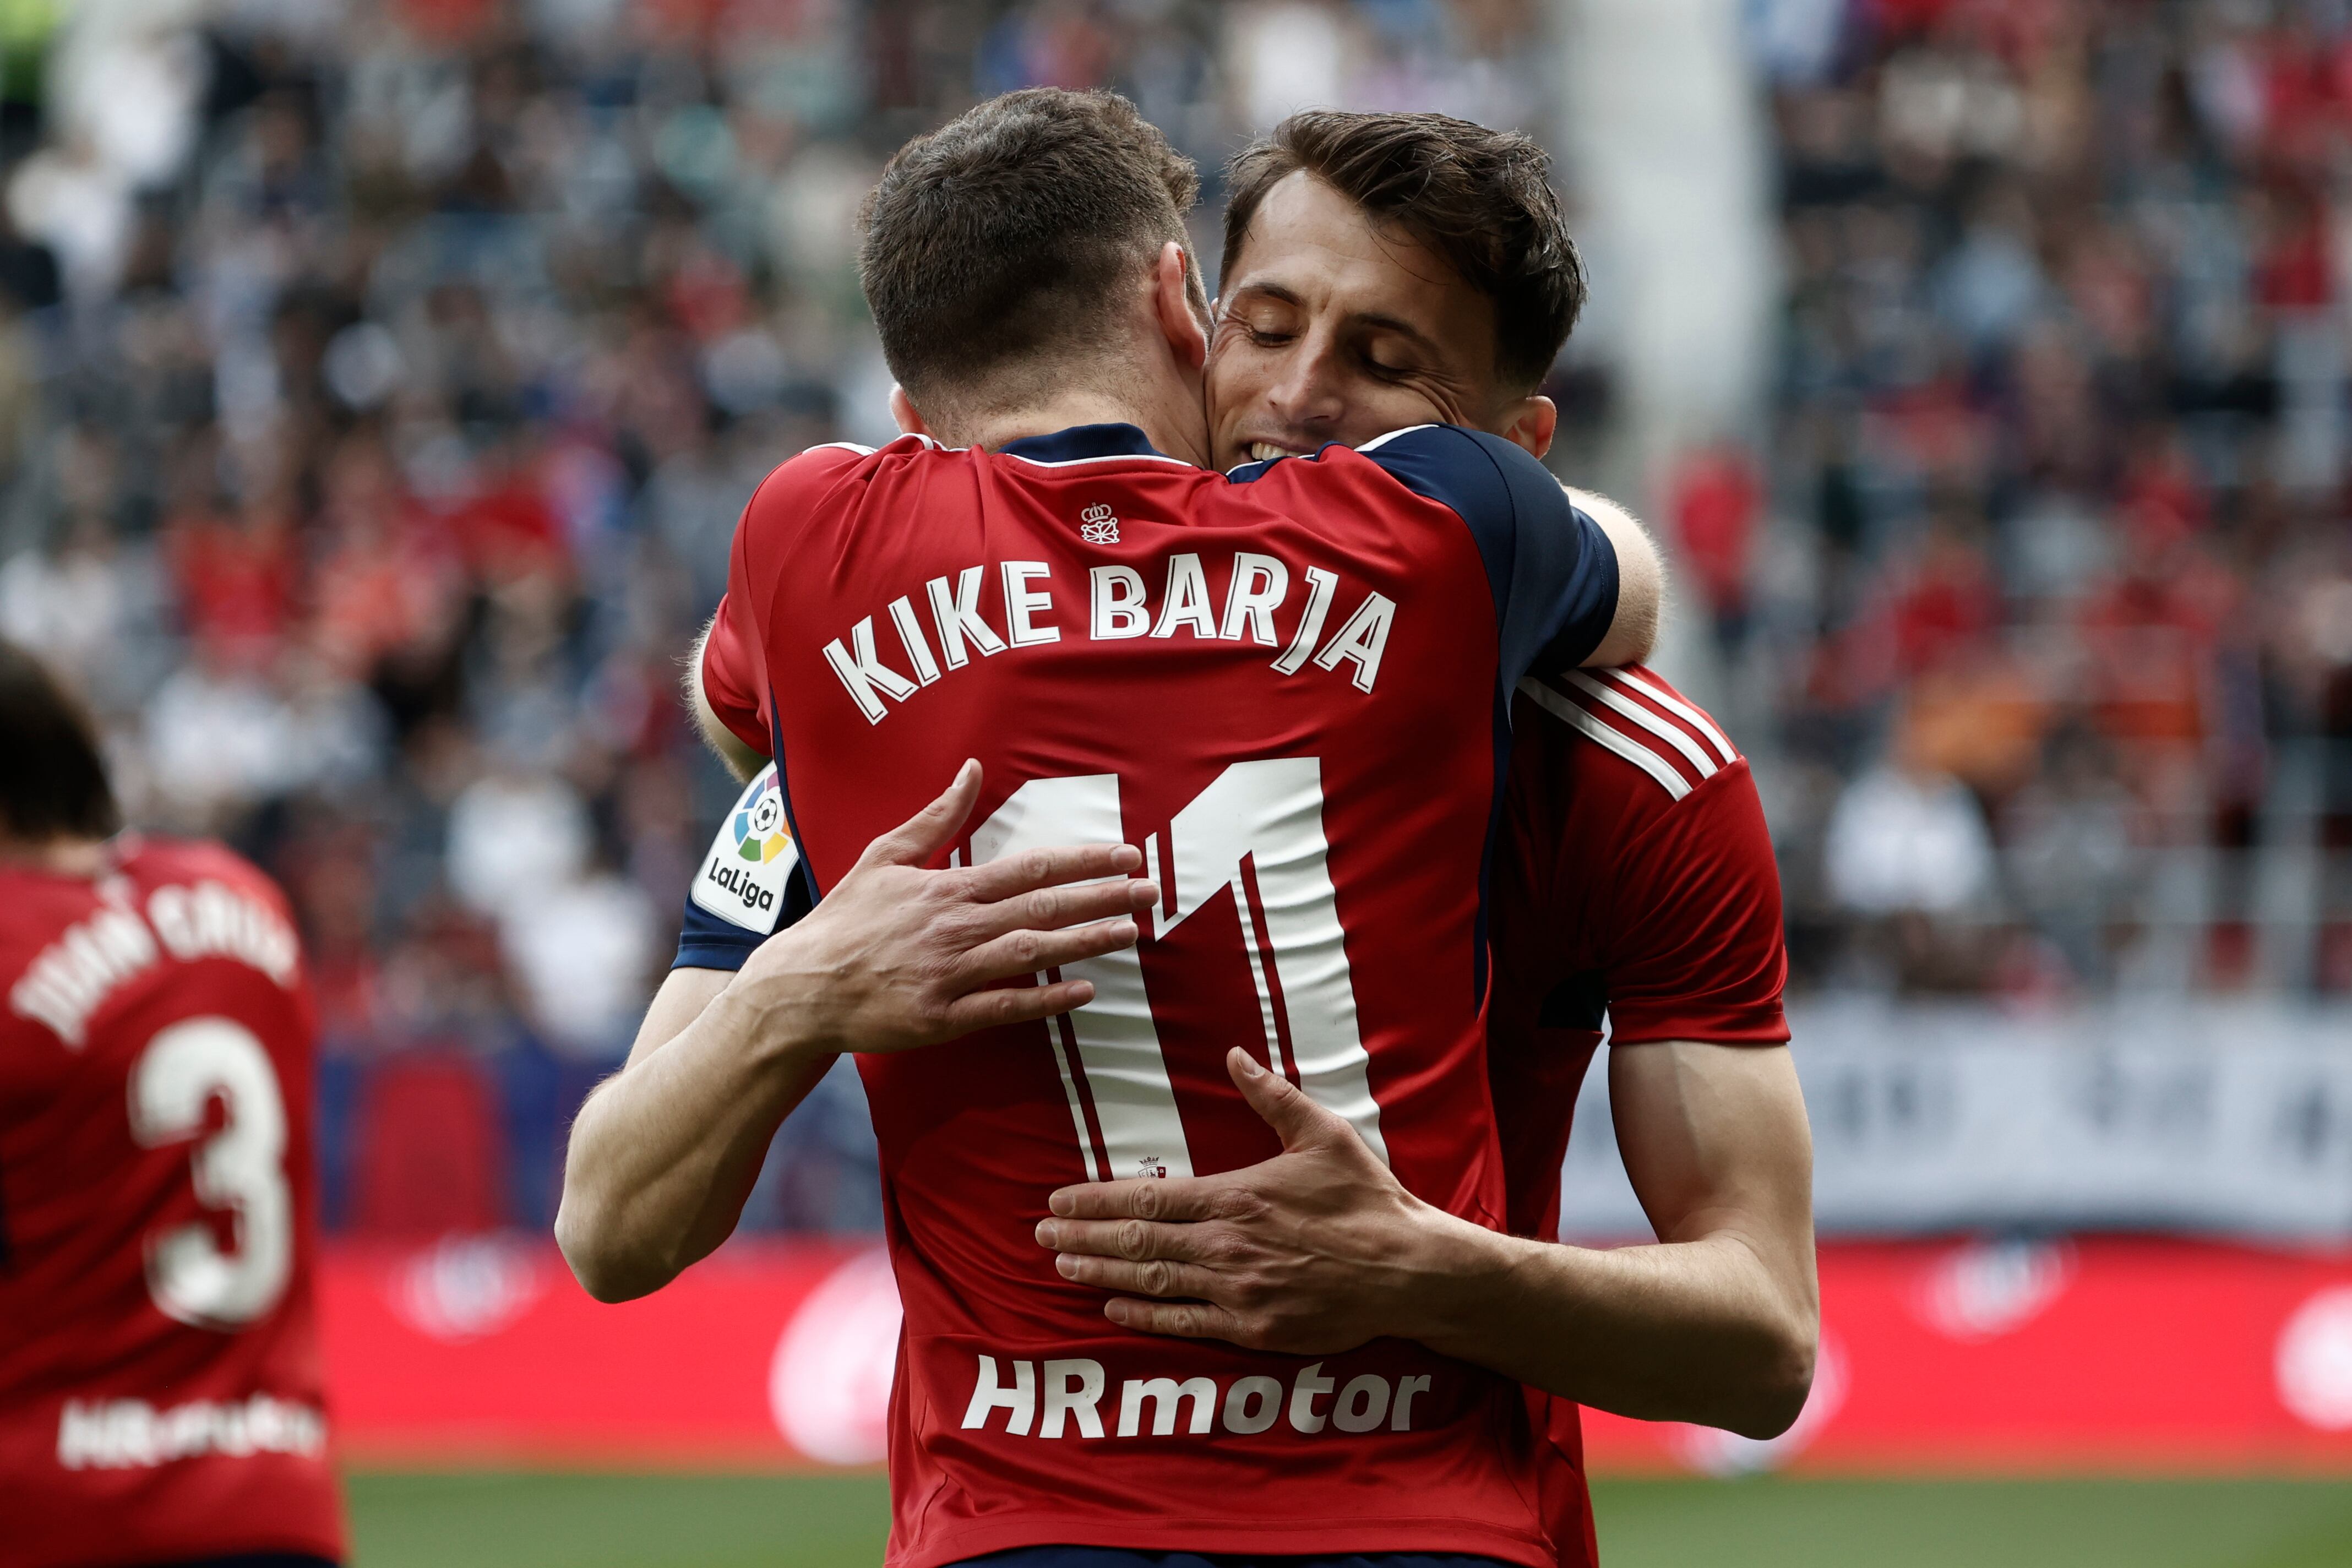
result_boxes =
[997,423,1173,464]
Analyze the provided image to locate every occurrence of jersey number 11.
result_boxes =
[961,758,1387,1183]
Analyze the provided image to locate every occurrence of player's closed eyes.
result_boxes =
[1231,320,1413,379]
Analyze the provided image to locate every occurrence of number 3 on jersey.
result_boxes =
[964,758,1387,1182]
[128,1017,293,1330]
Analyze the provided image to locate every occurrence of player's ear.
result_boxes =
[889,384,933,438]
[1493,394,1557,461]
[1152,241,1208,372]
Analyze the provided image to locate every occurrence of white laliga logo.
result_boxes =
[390,1235,547,1342]
[2277,1284,2352,1430]
[770,1249,902,1464]
[690,764,798,934]
[1914,1239,2075,1341]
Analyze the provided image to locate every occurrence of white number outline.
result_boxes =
[961,760,1386,1182]
[127,1016,293,1331]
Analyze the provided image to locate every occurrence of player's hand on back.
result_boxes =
[1036,1047,1486,1355]
[734,759,1159,1054]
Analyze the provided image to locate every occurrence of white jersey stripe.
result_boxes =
[1608,667,1739,764]
[967,774,1195,1181]
[1000,451,1195,469]
[1351,424,1439,454]
[1517,678,1694,799]
[1565,671,1720,781]
[1042,1003,1108,1182]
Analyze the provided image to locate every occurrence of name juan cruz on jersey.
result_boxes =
[821,549,1398,725]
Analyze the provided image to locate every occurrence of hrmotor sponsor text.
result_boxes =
[960,1354,1434,1440]
[56,1393,326,1470]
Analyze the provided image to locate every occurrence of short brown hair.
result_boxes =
[859,89,1201,418]
[1221,111,1585,395]
[0,640,119,843]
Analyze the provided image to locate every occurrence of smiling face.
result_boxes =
[1207,171,1551,471]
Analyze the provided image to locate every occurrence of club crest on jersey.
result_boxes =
[692,764,799,933]
[1079,504,1120,545]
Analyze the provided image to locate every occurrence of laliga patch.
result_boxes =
[690,764,799,933]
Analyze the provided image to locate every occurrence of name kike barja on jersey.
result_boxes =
[821,538,1400,725]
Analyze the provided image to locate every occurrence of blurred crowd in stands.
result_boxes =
[1,0,2345,1236]
[1747,0,2352,1001]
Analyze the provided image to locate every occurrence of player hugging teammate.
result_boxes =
[0,82,1812,1568]
[562,89,1815,1568]
[0,640,345,1568]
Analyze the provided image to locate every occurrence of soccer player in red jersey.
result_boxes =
[1038,112,1815,1568]
[560,90,1661,1568]
[0,641,344,1568]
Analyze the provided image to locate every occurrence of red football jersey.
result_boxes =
[0,837,343,1568]
[699,422,1620,1568]
[1486,664,1790,1568]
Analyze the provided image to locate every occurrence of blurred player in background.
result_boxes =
[1034,111,1817,1568]
[0,640,343,1568]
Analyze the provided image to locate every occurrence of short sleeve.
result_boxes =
[1349,424,1620,679]
[700,586,769,758]
[698,440,884,759]
[1596,762,1790,1046]
[672,763,816,971]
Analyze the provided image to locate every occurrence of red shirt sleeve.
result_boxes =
[696,442,880,760]
[1593,758,1789,1046]
[700,581,769,758]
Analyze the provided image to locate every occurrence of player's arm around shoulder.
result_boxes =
[1595,1037,1816,1431]
[1326,423,1656,677]
[1038,673,1816,1439]
[1035,1038,1811,1439]
[1358,423,1662,670]
[556,763,1159,1302]
[1567,486,1662,668]
[1482,676,1814,1435]
[1446,424,1664,669]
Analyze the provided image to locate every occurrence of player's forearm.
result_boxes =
[556,981,834,1302]
[1570,487,1662,667]
[1405,1218,1816,1439]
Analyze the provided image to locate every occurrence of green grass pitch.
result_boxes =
[345,1470,2352,1567]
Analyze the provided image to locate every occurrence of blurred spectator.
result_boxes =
[1823,734,1999,994]
[1825,749,1995,920]
[0,513,170,709]
[497,853,660,1061]
[1668,441,1762,650]
[446,763,591,917]
[2001,721,2148,990]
